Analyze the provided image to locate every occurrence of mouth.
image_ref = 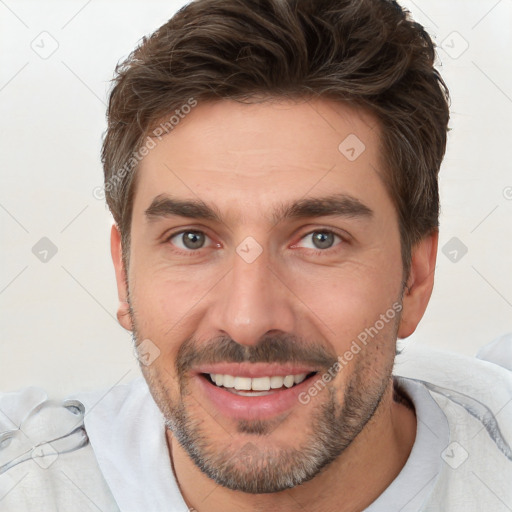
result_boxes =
[194,368,321,421]
[201,371,318,396]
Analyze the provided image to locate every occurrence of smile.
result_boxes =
[205,372,313,396]
[195,369,320,421]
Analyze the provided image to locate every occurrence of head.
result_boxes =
[104,0,449,494]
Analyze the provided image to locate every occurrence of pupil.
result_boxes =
[183,231,204,249]
[313,232,333,249]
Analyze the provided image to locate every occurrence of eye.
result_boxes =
[294,230,344,251]
[167,230,214,251]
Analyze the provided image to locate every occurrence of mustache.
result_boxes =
[176,332,338,379]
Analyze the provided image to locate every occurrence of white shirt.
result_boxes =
[1,343,511,511]
[364,377,450,511]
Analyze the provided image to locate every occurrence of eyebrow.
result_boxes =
[144,193,374,225]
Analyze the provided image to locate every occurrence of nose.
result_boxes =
[205,246,297,347]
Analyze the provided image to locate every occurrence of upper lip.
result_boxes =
[192,362,319,378]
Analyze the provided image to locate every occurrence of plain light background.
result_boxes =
[1,0,511,398]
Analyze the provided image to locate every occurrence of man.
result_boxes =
[1,0,511,510]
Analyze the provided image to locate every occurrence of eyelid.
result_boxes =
[164,228,219,252]
[162,226,351,254]
[290,227,351,249]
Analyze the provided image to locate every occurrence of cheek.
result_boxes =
[131,263,211,328]
[129,263,224,378]
[283,258,401,349]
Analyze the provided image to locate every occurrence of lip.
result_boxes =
[192,362,319,378]
[194,371,318,421]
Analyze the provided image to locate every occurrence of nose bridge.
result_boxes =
[209,243,295,346]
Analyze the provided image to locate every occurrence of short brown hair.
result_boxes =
[101,0,450,281]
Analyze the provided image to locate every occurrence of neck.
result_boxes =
[167,379,416,512]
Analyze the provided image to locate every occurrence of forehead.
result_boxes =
[133,98,392,222]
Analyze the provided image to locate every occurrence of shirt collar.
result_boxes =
[70,377,188,512]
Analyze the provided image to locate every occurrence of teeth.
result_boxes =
[283,375,295,388]
[234,377,251,390]
[209,373,309,391]
[270,376,284,389]
[222,374,235,388]
[252,377,270,391]
[294,374,307,384]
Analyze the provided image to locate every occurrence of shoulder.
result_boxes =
[476,332,512,371]
[0,386,48,431]
[0,384,123,511]
[394,342,512,400]
[64,376,149,414]
[393,343,512,458]
[0,377,148,433]
[393,344,512,510]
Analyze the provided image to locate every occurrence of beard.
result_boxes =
[129,302,400,494]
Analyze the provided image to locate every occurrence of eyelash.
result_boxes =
[163,228,349,257]
[293,230,348,255]
[163,229,218,258]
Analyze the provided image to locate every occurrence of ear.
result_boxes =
[397,230,438,339]
[110,223,133,331]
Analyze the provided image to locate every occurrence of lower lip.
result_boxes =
[195,373,317,421]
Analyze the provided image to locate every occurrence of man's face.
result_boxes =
[123,98,406,492]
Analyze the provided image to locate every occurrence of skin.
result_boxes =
[111,98,438,512]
